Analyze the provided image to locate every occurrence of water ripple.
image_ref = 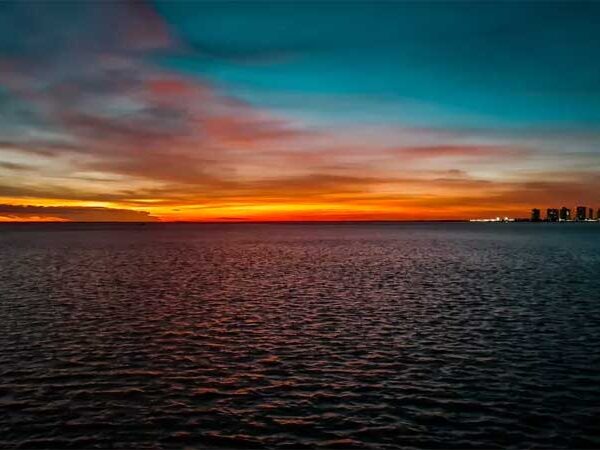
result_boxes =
[1,223,600,449]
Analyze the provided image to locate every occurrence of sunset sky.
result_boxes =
[1,1,600,221]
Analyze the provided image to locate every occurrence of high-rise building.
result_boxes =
[531,208,541,222]
[597,209,600,221]
[589,208,594,220]
[576,206,587,221]
[559,207,571,221]
[546,208,559,222]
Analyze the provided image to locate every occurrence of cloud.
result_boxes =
[387,145,530,161]
[0,204,158,222]
[0,2,317,188]
[0,161,31,171]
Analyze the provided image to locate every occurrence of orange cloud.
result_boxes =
[0,204,157,222]
[387,145,530,161]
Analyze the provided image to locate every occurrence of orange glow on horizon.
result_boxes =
[0,216,68,222]
[0,181,593,223]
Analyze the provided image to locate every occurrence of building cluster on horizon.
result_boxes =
[530,206,600,222]
[469,216,515,223]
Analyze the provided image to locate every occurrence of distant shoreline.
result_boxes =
[1,220,599,225]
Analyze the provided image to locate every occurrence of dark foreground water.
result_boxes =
[1,222,600,449]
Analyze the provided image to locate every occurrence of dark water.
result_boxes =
[1,223,600,449]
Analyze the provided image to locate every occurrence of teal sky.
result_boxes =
[154,1,600,127]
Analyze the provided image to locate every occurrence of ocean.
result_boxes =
[1,222,599,449]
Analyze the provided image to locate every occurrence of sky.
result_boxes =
[1,1,600,222]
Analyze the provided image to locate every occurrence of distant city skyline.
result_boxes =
[531,206,600,222]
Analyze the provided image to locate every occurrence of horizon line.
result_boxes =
[0,218,569,225]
